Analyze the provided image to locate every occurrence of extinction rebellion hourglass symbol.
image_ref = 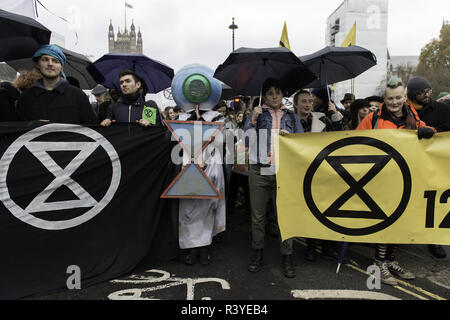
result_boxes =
[161,120,224,199]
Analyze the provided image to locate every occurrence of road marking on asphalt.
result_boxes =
[345,263,445,300]
[392,286,428,300]
[394,277,446,301]
[292,289,400,300]
[292,238,447,300]
[108,269,231,300]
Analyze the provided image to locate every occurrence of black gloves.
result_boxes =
[418,127,435,139]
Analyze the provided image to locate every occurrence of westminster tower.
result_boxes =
[108,19,143,54]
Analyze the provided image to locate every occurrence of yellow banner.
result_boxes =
[276,129,450,245]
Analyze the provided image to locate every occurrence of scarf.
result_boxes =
[120,91,141,105]
[380,103,418,129]
[407,98,423,111]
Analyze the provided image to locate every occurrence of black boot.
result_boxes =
[185,248,199,265]
[248,249,264,273]
[199,246,212,266]
[282,254,296,278]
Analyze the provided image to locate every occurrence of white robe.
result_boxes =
[178,110,226,249]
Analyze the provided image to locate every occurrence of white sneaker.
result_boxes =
[387,261,416,280]
[375,260,398,286]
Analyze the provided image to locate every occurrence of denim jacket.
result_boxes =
[244,106,304,165]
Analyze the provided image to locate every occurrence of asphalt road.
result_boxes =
[28,208,449,301]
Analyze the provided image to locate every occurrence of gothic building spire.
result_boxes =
[108,19,143,54]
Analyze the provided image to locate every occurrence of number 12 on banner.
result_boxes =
[424,190,450,228]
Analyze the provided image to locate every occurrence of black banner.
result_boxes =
[0,122,178,299]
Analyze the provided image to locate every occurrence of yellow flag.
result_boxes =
[333,22,356,92]
[276,130,450,245]
[341,21,356,47]
[279,21,291,50]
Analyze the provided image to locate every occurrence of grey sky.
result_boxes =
[34,0,449,73]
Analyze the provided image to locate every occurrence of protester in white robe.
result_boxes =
[177,109,226,266]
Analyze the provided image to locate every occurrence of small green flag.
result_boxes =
[142,106,157,125]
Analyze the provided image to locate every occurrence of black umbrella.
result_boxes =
[220,82,239,100]
[87,52,174,94]
[0,9,51,62]
[214,47,316,97]
[7,46,101,89]
[300,45,377,88]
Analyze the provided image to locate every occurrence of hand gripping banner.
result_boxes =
[276,129,450,245]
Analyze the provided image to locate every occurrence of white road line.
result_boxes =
[291,289,400,300]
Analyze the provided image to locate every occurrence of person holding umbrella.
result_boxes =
[356,77,436,285]
[294,89,344,133]
[100,70,163,127]
[244,78,304,278]
[311,86,345,126]
[16,44,97,124]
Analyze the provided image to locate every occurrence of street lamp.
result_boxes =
[228,17,238,52]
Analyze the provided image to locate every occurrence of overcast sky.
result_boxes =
[34,0,449,73]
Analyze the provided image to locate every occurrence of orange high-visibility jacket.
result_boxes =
[356,102,436,131]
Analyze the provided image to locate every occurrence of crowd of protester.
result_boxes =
[1,44,449,285]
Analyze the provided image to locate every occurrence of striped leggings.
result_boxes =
[375,244,398,262]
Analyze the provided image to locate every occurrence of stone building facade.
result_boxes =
[108,19,143,54]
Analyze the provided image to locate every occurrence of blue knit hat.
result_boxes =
[32,44,66,66]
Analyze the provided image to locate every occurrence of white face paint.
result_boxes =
[0,124,121,230]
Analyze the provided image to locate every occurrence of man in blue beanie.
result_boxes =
[16,44,97,124]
